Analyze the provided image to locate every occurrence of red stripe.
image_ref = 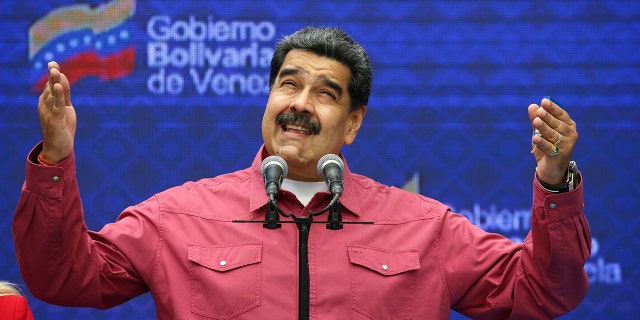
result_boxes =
[32,47,135,92]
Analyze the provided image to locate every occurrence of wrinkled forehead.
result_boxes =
[278,50,351,88]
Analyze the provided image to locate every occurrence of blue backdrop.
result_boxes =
[1,0,638,319]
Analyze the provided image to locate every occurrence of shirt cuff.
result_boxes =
[25,142,76,199]
[533,172,584,222]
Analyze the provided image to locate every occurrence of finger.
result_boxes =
[534,107,571,145]
[529,102,561,132]
[47,67,66,111]
[38,79,52,106]
[52,82,67,114]
[540,98,578,146]
[528,103,546,154]
[527,103,539,123]
[48,66,61,98]
[531,130,560,156]
[47,61,60,92]
[38,74,55,119]
[540,97,575,129]
[47,78,62,115]
[59,72,72,106]
[530,106,563,155]
[47,61,60,72]
[532,114,560,144]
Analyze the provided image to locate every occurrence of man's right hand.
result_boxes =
[38,61,76,163]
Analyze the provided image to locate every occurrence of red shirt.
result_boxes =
[13,144,591,319]
[0,295,34,320]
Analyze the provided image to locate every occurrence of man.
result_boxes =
[14,26,590,319]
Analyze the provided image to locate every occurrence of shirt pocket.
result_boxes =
[347,245,421,320]
[188,242,262,320]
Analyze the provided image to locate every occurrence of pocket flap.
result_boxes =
[347,245,420,276]
[188,242,262,272]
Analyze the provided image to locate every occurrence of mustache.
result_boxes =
[276,112,321,135]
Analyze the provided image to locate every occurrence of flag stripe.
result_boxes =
[32,46,135,92]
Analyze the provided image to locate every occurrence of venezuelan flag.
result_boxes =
[29,0,137,92]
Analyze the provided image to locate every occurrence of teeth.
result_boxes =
[285,124,310,133]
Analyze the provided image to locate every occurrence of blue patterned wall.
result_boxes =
[1,0,638,318]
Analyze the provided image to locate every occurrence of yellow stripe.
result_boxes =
[28,0,136,59]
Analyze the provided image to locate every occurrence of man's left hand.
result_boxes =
[528,97,578,185]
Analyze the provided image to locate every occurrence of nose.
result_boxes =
[289,88,314,114]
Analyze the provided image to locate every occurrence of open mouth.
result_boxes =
[283,123,313,135]
[276,113,320,135]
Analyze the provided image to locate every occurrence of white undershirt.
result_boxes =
[281,178,328,206]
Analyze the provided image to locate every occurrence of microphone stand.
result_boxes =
[233,196,372,320]
[294,215,312,320]
[263,198,281,229]
[325,198,342,230]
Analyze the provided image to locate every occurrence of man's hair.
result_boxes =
[269,26,372,113]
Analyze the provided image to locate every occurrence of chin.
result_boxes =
[276,147,303,161]
[275,147,310,165]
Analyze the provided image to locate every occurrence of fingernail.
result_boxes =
[543,96,561,106]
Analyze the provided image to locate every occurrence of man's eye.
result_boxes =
[282,80,297,87]
[320,90,337,100]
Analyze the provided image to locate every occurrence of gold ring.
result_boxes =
[548,145,559,157]
[554,133,563,146]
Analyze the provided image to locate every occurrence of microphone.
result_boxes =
[261,155,288,201]
[317,154,344,197]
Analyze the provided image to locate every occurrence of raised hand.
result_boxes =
[38,61,77,164]
[528,97,578,185]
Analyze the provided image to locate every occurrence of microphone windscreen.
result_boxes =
[316,154,344,179]
[261,155,288,178]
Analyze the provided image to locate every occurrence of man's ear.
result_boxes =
[344,105,366,145]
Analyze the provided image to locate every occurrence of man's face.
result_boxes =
[262,49,365,181]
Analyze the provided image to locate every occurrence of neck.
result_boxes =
[281,178,328,206]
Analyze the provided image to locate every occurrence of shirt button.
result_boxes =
[549,203,557,209]
[219,260,227,267]
[52,176,60,182]
[381,264,389,271]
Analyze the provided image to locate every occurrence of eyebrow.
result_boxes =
[278,67,344,99]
